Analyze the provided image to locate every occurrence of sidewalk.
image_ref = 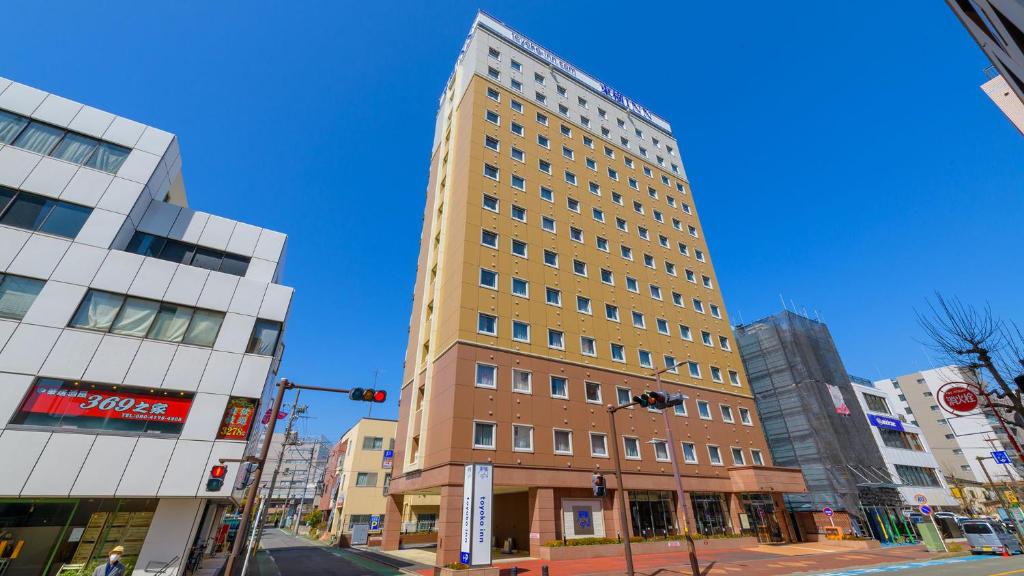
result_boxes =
[408,543,948,576]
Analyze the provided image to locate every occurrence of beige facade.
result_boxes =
[982,74,1024,134]
[385,13,805,566]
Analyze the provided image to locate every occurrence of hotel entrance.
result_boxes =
[740,493,783,543]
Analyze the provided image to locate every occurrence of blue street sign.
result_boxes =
[993,450,1012,465]
[867,414,904,432]
[919,505,932,515]
[370,515,381,530]
[823,507,834,517]
[460,552,470,564]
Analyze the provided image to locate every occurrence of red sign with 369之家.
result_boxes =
[942,386,979,413]
[21,382,192,423]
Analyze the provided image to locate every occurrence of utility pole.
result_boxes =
[977,455,1024,544]
[293,443,319,533]
[255,391,303,552]
[606,403,635,576]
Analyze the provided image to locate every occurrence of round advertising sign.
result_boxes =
[823,507,834,517]
[941,385,979,414]
[914,493,928,505]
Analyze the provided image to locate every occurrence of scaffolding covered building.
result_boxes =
[735,311,906,540]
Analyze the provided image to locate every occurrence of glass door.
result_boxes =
[741,494,783,543]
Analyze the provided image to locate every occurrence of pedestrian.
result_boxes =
[93,545,127,576]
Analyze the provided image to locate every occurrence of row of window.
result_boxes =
[0,186,92,239]
[483,49,679,171]
[126,231,251,277]
[0,109,131,174]
[474,364,748,408]
[472,420,764,467]
[69,288,282,355]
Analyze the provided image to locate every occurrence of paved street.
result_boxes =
[800,553,1024,575]
[255,529,408,576]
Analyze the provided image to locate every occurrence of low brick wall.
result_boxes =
[400,532,438,546]
[539,537,759,560]
[801,536,882,549]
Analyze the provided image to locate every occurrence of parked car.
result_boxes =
[962,519,1023,555]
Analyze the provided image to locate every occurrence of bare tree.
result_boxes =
[917,293,1024,422]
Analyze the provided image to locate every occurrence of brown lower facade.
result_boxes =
[387,342,807,565]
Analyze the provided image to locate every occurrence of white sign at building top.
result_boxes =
[475,12,672,134]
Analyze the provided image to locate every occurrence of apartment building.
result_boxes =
[850,377,958,515]
[0,78,292,576]
[875,366,1021,486]
[383,12,805,566]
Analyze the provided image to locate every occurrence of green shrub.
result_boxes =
[446,562,470,570]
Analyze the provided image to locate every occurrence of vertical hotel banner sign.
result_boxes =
[459,464,493,566]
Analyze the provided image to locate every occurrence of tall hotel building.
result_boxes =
[0,78,292,575]
[384,13,805,565]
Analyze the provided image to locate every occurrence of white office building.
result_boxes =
[0,78,292,576]
[875,366,1020,487]
[850,377,958,511]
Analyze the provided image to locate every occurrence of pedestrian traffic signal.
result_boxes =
[207,465,227,492]
[592,472,606,497]
[349,388,387,403]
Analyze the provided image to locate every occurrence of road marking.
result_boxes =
[801,554,989,575]
[987,568,1024,576]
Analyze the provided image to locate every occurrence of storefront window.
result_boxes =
[628,491,676,538]
[690,492,731,536]
[739,493,783,543]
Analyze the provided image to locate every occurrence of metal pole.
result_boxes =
[654,371,700,576]
[224,378,292,576]
[978,456,1024,545]
[257,390,301,551]
[240,497,266,576]
[607,405,635,576]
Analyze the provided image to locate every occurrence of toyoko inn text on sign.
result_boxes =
[460,464,493,566]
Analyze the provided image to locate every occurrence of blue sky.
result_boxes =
[5,1,1021,440]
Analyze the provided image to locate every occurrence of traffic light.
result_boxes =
[592,472,606,497]
[207,465,227,492]
[349,388,387,403]
[647,391,667,409]
[633,392,653,407]
[633,391,685,410]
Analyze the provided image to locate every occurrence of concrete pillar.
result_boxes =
[611,489,634,539]
[727,493,743,535]
[528,488,556,557]
[436,485,463,566]
[381,494,403,551]
[772,492,798,543]
[133,499,205,576]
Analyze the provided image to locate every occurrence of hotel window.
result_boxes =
[719,336,731,351]
[605,304,619,322]
[693,299,705,314]
[620,245,633,260]
[511,175,525,190]
[590,433,609,458]
[708,445,723,466]
[633,201,644,214]
[536,111,548,125]
[608,168,618,181]
[731,447,746,466]
[512,369,532,393]
[585,381,602,404]
[583,135,594,148]
[679,325,692,340]
[638,349,653,368]
[511,59,522,71]
[0,187,92,239]
[537,135,549,149]
[686,270,696,283]
[481,229,498,248]
[511,277,529,297]
[739,407,753,426]
[475,363,497,389]
[682,442,698,464]
[550,375,568,398]
[638,227,649,240]
[539,159,551,173]
[665,262,676,276]
[562,145,573,159]
[545,287,561,306]
[711,367,724,383]
[484,135,499,151]
[720,404,734,423]
[616,217,628,231]
[0,273,45,320]
[664,355,678,373]
[548,329,565,350]
[697,401,711,420]
[672,219,682,230]
[580,116,590,127]
[598,108,607,118]
[511,204,526,222]
[248,319,282,355]
[536,90,547,104]
[653,441,670,462]
[610,343,625,362]
[674,400,688,416]
[688,225,699,238]
[580,336,596,356]
[592,208,604,222]
[541,216,556,233]
[485,110,500,125]
[511,79,522,92]
[688,362,702,379]
[479,268,497,289]
[625,157,634,168]
[701,331,713,346]
[534,72,545,85]
[71,290,227,349]
[656,319,669,335]
[644,166,653,177]
[0,111,130,173]
[570,227,583,243]
[540,186,553,202]
[589,181,600,194]
[576,295,592,314]
[511,121,524,136]
[477,313,497,335]
[488,47,500,59]
[482,194,499,212]
[710,304,722,319]
[612,192,623,205]
[560,124,571,137]
[600,269,614,285]
[682,203,692,215]
[624,437,641,460]
[512,320,530,342]
[511,99,523,113]
[567,197,580,212]
[483,163,499,180]
[678,243,689,256]
[631,311,645,329]
[572,259,587,277]
[473,422,496,449]
[653,210,663,223]
[586,158,598,171]
[486,87,500,101]
[596,237,609,251]
[578,96,588,108]
[643,254,655,269]
[513,424,534,452]
[553,430,573,455]
[695,250,705,262]
[565,171,577,185]
[626,276,639,292]
[543,250,558,268]
[751,449,764,466]
[650,285,662,300]
[672,293,683,307]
